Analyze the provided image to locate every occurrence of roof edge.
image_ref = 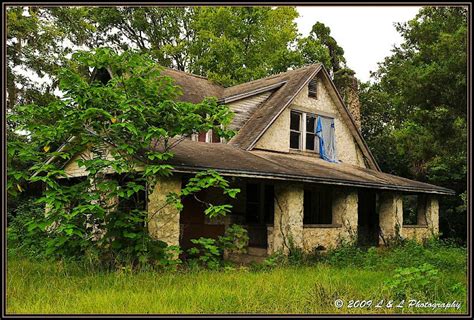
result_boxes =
[246,64,323,151]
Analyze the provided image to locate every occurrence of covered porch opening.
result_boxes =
[357,189,379,247]
[178,176,275,255]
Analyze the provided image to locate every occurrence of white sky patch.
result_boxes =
[296,6,422,82]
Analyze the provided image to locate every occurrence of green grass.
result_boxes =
[6,243,468,315]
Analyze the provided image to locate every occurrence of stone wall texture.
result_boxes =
[302,188,358,252]
[147,175,182,247]
[271,183,304,254]
[400,196,439,242]
[378,192,403,245]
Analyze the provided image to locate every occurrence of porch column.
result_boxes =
[378,192,403,245]
[147,175,182,247]
[332,188,358,243]
[272,183,304,254]
[425,196,440,235]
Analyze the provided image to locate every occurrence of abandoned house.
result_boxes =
[57,64,454,258]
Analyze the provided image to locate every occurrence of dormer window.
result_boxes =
[308,78,317,98]
[289,109,338,162]
[290,110,318,152]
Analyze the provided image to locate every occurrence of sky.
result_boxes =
[295,6,422,82]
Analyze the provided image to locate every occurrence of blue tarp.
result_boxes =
[315,116,338,163]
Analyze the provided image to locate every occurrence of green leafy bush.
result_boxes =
[218,224,249,254]
[187,237,222,270]
[383,263,439,300]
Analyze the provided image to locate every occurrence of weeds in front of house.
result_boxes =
[7,221,467,314]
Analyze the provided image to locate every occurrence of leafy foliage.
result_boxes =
[383,263,439,300]
[359,7,467,242]
[8,48,238,267]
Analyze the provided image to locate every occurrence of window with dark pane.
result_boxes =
[197,131,207,142]
[290,111,302,149]
[211,129,220,143]
[306,115,316,151]
[303,187,332,224]
[290,111,301,131]
[308,78,317,98]
[246,183,261,223]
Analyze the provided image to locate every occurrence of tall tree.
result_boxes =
[188,7,301,86]
[359,7,468,242]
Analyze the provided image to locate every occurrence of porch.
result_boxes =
[147,175,441,259]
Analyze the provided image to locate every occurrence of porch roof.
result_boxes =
[160,140,454,195]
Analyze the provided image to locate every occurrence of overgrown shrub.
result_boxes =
[7,198,49,258]
[383,263,439,300]
[187,237,222,270]
[218,224,249,254]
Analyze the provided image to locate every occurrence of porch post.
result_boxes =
[147,175,182,247]
[332,188,358,244]
[378,192,403,245]
[425,196,440,235]
[272,183,304,254]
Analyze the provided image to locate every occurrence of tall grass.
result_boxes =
[6,241,467,314]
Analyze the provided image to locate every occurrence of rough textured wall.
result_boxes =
[401,196,439,242]
[228,91,274,131]
[254,107,291,152]
[147,175,182,247]
[303,227,346,251]
[302,188,358,252]
[271,183,304,254]
[378,192,403,245]
[254,75,366,167]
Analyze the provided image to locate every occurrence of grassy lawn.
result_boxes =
[6,243,468,315]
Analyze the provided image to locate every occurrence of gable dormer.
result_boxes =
[253,73,368,168]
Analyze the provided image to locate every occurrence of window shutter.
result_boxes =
[308,78,317,98]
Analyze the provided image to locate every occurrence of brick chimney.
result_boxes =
[334,69,361,131]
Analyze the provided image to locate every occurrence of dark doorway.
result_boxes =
[357,189,379,246]
[245,182,274,248]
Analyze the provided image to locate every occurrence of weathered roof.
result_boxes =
[161,68,223,103]
[161,64,380,171]
[159,139,454,195]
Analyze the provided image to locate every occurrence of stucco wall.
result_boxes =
[147,175,182,247]
[254,75,366,167]
[271,183,304,254]
[400,196,439,242]
[378,192,403,245]
[302,188,358,252]
[269,185,359,254]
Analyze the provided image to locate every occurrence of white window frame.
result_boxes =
[290,110,318,152]
[290,109,335,153]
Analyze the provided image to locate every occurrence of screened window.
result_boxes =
[303,188,333,225]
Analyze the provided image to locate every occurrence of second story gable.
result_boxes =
[253,72,368,168]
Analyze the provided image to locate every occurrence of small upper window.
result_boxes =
[308,78,317,98]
